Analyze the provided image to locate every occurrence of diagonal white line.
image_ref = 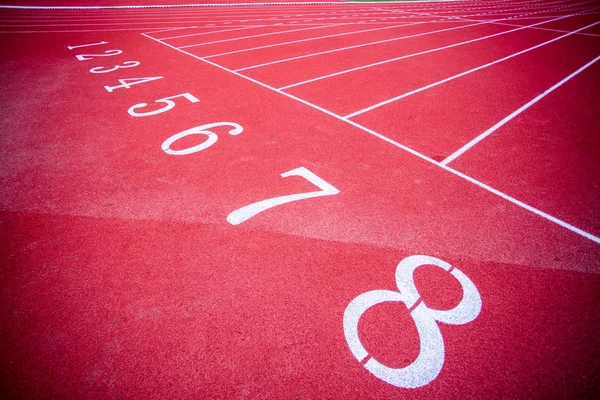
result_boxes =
[441,54,600,165]
[279,12,577,91]
[235,21,486,72]
[344,19,600,118]
[144,26,197,34]
[204,21,416,59]
[179,23,347,49]
[161,25,266,40]
[141,30,600,245]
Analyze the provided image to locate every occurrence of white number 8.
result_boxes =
[343,255,482,389]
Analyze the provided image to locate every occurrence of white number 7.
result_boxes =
[128,93,199,117]
[227,166,339,225]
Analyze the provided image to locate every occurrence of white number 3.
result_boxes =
[343,255,482,389]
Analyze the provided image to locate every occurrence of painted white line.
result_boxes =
[343,18,600,118]
[204,21,416,58]
[145,25,197,34]
[279,13,576,91]
[441,54,600,165]
[161,25,265,40]
[1,27,179,33]
[235,21,483,72]
[478,19,600,37]
[179,23,345,49]
[0,2,467,10]
[141,31,600,245]
[0,7,389,21]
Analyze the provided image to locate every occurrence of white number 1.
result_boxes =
[227,167,339,225]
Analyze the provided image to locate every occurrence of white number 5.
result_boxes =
[227,167,339,225]
[128,93,200,117]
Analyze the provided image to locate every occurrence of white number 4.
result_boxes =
[227,167,339,225]
[128,93,200,117]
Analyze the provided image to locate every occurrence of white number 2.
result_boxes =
[343,255,482,389]
[128,93,200,117]
[227,167,339,225]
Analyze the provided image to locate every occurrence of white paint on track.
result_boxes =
[235,20,481,71]
[0,2,466,10]
[279,13,578,91]
[141,30,600,244]
[161,25,266,40]
[179,22,345,48]
[441,54,600,165]
[343,19,600,118]
[203,21,415,58]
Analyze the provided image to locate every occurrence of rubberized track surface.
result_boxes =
[1,0,599,398]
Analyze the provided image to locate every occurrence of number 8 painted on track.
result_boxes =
[343,255,482,389]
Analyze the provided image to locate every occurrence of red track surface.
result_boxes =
[1,1,599,399]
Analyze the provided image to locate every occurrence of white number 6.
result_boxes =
[129,93,199,117]
[162,122,243,155]
[343,255,482,389]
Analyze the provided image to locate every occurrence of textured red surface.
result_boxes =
[1,1,600,399]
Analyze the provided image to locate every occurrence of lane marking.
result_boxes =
[279,13,577,90]
[145,25,197,34]
[179,23,346,49]
[235,21,486,72]
[344,255,482,388]
[204,22,416,58]
[441,54,600,165]
[0,2,471,10]
[343,19,600,118]
[234,14,600,71]
[141,31,600,244]
[161,25,267,40]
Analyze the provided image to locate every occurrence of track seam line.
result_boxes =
[141,31,600,245]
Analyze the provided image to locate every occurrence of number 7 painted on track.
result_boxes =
[227,167,339,225]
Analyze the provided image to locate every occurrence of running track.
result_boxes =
[1,0,599,398]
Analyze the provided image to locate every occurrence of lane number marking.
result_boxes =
[128,92,199,117]
[90,61,140,74]
[343,255,482,389]
[76,49,122,61]
[162,122,243,155]
[104,76,163,93]
[67,41,108,50]
[227,166,339,225]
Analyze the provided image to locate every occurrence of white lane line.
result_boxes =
[0,8,392,22]
[278,13,575,91]
[0,2,420,10]
[2,27,179,33]
[441,54,600,165]
[204,22,416,58]
[141,31,600,245]
[161,25,266,40]
[145,25,196,34]
[235,21,485,72]
[343,19,600,118]
[179,23,346,49]
[480,19,600,37]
